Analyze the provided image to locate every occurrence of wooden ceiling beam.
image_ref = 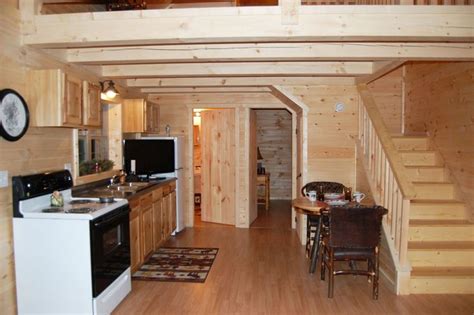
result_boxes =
[102,61,373,77]
[63,43,474,64]
[141,86,271,93]
[23,7,474,47]
[126,76,356,86]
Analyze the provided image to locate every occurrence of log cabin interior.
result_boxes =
[1,0,473,313]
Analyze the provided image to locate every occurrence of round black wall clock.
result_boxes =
[0,89,30,142]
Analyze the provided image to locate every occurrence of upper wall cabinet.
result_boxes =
[82,82,101,127]
[28,69,101,128]
[122,99,159,133]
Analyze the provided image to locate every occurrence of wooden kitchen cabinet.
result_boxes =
[140,193,154,261]
[122,99,159,133]
[170,186,177,233]
[28,69,102,128]
[152,187,163,250]
[128,180,176,271]
[82,81,101,127]
[129,199,142,273]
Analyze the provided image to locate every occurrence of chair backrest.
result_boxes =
[301,181,346,197]
[328,205,388,248]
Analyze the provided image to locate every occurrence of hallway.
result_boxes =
[114,201,474,314]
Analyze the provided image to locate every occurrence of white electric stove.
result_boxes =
[12,170,131,315]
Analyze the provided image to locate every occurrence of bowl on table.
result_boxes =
[324,192,345,201]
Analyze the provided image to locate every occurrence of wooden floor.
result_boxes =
[114,200,474,315]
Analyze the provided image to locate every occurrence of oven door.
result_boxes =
[90,205,130,298]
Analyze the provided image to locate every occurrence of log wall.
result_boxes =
[256,109,292,200]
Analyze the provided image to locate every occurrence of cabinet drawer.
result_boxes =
[152,187,163,201]
[162,185,170,196]
[139,193,153,208]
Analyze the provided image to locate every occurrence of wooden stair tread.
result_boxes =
[408,241,474,250]
[409,220,472,226]
[405,165,444,169]
[410,199,463,204]
[411,267,474,277]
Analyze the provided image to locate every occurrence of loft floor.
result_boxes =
[114,200,474,314]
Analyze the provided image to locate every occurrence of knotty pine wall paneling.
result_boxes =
[404,62,474,218]
[0,4,74,314]
[367,67,403,134]
[286,86,359,189]
[256,109,292,200]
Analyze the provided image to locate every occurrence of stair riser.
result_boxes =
[410,277,474,294]
[405,168,446,182]
[410,204,466,220]
[413,184,455,200]
[393,138,430,151]
[401,152,440,166]
[408,250,474,267]
[409,226,474,242]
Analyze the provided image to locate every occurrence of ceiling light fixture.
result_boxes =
[100,80,119,99]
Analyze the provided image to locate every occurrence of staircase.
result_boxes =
[392,135,474,294]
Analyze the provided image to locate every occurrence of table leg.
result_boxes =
[309,217,322,274]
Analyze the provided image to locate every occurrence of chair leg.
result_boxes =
[308,218,321,273]
[328,250,334,298]
[320,246,326,281]
[373,247,380,300]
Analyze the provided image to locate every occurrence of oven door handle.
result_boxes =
[94,209,129,228]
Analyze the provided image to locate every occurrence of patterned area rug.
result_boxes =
[132,247,218,283]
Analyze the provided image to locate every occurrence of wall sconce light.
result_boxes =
[100,80,119,99]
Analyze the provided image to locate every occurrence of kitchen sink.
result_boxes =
[107,182,150,192]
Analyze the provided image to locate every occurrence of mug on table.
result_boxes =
[353,191,366,203]
[306,190,318,202]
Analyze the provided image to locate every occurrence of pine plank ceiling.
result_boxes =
[30,2,474,98]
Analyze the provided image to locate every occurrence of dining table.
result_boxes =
[292,197,328,274]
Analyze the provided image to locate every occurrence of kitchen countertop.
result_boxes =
[72,177,176,200]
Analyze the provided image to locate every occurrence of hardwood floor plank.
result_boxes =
[114,201,474,315]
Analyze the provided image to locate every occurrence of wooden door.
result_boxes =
[63,74,82,126]
[200,109,236,225]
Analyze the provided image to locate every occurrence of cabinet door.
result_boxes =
[141,205,154,260]
[83,82,101,127]
[129,209,142,273]
[122,99,145,133]
[153,197,163,250]
[170,190,177,233]
[162,193,170,238]
[63,74,83,126]
[145,102,160,133]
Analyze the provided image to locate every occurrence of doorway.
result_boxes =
[250,109,293,227]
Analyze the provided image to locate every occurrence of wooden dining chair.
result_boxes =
[300,181,348,258]
[320,205,388,299]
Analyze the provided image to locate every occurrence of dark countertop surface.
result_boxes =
[72,177,176,200]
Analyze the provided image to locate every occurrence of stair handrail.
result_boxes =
[357,84,415,293]
[357,84,416,199]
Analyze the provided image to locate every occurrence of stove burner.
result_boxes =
[42,207,63,213]
[67,207,94,214]
[69,199,96,205]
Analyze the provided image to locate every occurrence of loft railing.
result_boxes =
[302,0,472,4]
[356,84,415,292]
